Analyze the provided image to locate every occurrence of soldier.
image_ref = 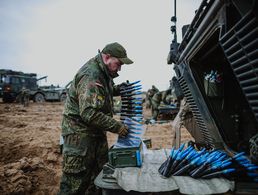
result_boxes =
[145,91,152,109]
[19,87,30,107]
[145,85,159,109]
[150,91,162,120]
[150,89,172,120]
[151,85,159,94]
[58,42,133,195]
[161,89,173,105]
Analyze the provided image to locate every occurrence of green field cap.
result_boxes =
[102,42,133,64]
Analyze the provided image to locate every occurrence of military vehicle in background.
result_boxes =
[168,0,257,192]
[0,69,67,103]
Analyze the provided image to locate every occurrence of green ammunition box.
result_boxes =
[108,143,142,168]
[143,138,152,149]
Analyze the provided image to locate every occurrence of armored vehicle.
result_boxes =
[168,0,258,191]
[0,69,67,103]
[92,1,258,194]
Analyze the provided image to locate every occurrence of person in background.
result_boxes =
[19,86,30,107]
[150,89,172,121]
[145,85,159,109]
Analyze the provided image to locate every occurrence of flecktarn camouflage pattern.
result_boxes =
[59,54,122,194]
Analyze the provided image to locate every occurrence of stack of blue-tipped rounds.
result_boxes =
[114,80,144,148]
[158,144,258,181]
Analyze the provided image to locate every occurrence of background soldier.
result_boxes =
[145,85,159,109]
[19,87,30,107]
[150,89,172,120]
[59,42,133,195]
[150,91,162,120]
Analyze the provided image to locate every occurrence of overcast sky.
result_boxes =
[0,0,201,91]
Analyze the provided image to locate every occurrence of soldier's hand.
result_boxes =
[119,82,128,90]
[118,125,129,137]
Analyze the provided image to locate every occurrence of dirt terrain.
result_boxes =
[0,101,192,195]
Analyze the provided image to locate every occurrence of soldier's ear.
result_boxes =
[102,53,111,64]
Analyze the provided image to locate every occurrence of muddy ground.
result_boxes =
[0,101,192,195]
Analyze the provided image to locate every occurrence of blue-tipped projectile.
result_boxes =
[120,86,142,93]
[120,84,142,91]
[201,168,236,179]
[233,152,245,159]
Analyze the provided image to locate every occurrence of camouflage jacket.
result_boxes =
[62,54,122,139]
[151,92,162,104]
[21,88,30,95]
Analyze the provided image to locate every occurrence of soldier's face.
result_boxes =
[106,57,123,75]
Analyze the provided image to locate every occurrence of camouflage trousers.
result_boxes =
[17,93,29,107]
[58,135,108,195]
[21,95,29,107]
[151,100,160,120]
